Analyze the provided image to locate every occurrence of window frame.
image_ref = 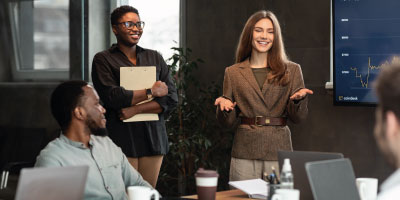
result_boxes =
[8,1,70,81]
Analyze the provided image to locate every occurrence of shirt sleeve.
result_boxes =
[152,53,178,115]
[287,64,308,123]
[34,152,62,167]
[92,53,133,110]
[120,153,153,189]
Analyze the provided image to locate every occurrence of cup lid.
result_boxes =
[195,168,219,177]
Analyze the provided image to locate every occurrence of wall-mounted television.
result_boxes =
[333,0,400,105]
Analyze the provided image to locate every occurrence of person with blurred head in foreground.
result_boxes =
[35,80,152,200]
[215,10,313,181]
[374,63,400,200]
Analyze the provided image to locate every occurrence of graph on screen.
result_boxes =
[333,0,400,105]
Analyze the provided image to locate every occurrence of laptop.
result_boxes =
[305,158,360,200]
[277,150,344,200]
[15,165,89,200]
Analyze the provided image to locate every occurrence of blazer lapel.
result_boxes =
[238,60,268,106]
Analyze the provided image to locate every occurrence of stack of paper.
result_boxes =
[228,179,268,199]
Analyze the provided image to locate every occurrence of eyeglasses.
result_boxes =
[118,21,145,29]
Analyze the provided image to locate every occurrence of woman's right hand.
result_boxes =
[214,97,237,112]
[151,81,168,97]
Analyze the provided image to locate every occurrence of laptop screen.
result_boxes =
[278,150,344,200]
[305,158,360,200]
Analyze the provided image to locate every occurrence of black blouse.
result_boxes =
[91,44,178,157]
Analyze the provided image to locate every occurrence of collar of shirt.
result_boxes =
[380,168,400,192]
[109,43,145,54]
[59,133,94,149]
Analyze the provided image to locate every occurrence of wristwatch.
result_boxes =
[146,88,153,99]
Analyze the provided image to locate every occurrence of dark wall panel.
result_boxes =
[0,83,59,137]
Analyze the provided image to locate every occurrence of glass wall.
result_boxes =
[8,0,69,80]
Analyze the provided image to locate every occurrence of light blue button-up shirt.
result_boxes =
[35,134,152,200]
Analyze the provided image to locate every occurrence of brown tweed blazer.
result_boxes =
[216,59,308,160]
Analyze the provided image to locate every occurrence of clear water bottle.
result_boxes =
[280,158,294,189]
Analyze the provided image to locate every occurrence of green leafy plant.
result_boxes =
[157,47,233,196]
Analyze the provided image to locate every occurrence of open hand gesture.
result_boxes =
[214,97,237,112]
[289,88,313,101]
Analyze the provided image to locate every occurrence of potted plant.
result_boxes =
[158,47,233,196]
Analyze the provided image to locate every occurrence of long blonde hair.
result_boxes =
[235,10,289,86]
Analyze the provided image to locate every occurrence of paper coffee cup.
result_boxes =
[195,168,219,200]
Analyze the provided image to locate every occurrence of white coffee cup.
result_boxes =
[356,177,378,200]
[127,186,159,200]
[271,189,300,200]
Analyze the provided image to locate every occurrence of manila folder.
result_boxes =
[120,66,159,122]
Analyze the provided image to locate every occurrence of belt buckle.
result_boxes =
[255,116,263,127]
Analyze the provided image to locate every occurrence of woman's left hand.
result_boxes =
[119,107,137,120]
[290,88,314,101]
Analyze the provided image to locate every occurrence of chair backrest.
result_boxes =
[15,165,89,200]
[305,158,360,200]
[0,127,48,172]
[277,150,344,200]
[0,127,53,199]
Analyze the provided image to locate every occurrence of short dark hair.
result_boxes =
[375,62,400,120]
[110,5,139,26]
[50,80,88,131]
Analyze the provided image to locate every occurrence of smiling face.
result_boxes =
[81,86,108,136]
[112,12,143,47]
[251,18,274,54]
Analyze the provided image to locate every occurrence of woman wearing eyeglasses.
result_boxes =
[91,5,178,188]
[215,10,313,181]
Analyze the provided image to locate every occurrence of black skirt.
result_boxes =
[105,114,169,158]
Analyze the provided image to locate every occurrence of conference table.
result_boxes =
[183,189,253,200]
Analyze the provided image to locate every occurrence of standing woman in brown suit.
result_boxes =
[215,10,313,181]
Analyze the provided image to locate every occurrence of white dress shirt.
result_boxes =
[378,169,400,200]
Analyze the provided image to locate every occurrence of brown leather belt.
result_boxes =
[240,116,287,126]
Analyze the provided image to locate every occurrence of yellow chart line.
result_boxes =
[350,56,399,88]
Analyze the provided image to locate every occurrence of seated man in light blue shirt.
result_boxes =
[35,80,152,200]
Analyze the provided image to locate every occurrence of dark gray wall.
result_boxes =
[0,83,59,135]
[185,0,392,183]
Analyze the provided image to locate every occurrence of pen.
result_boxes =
[271,166,280,184]
[269,173,276,184]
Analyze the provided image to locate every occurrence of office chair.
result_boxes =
[0,127,51,200]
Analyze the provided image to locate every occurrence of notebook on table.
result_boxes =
[15,165,89,200]
[277,150,344,200]
[228,178,268,199]
[305,158,360,200]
